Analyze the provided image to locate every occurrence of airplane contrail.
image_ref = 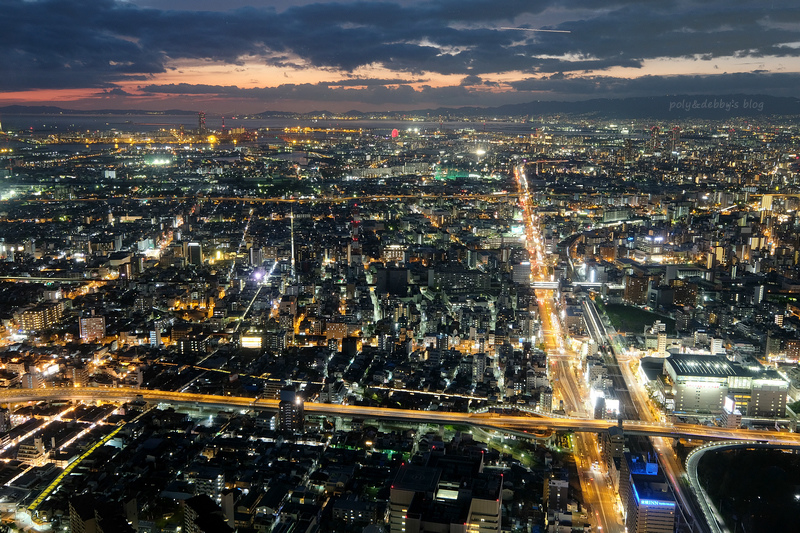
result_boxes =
[500,27,571,33]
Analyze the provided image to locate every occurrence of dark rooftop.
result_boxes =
[664,354,748,378]
[639,357,667,381]
[392,464,440,494]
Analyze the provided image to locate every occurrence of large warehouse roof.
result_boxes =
[664,354,749,378]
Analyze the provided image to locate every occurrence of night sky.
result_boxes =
[1,0,799,112]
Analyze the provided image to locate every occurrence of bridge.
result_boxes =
[0,276,110,284]
[3,388,800,447]
[685,440,800,533]
[573,281,604,288]
[530,281,606,289]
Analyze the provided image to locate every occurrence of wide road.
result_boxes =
[515,164,625,532]
[583,295,703,531]
[517,163,627,533]
[552,355,624,533]
[575,432,624,532]
[1,387,799,445]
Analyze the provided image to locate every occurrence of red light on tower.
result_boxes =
[391,129,399,138]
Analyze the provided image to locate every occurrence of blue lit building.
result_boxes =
[620,452,676,533]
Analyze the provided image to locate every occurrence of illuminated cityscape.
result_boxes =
[2,1,800,532]
[0,111,797,533]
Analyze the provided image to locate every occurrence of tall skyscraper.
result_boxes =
[197,112,206,135]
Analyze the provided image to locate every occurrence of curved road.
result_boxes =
[685,440,800,533]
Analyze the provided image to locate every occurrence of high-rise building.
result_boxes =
[18,302,64,332]
[624,274,650,305]
[0,408,10,433]
[68,496,136,533]
[279,387,304,432]
[79,316,106,343]
[648,126,660,153]
[187,242,203,266]
[249,246,263,266]
[539,387,553,413]
[620,452,676,533]
[670,126,680,152]
[389,464,440,533]
[178,335,209,357]
[543,474,569,513]
[473,352,487,383]
[602,423,625,469]
[754,284,765,305]
[511,261,531,284]
[197,112,206,135]
[67,365,89,387]
[389,459,502,533]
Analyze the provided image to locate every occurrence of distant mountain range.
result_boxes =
[458,94,800,120]
[3,94,800,121]
[253,94,800,120]
[0,105,197,116]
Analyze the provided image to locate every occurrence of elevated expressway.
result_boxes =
[9,387,800,530]
[686,441,800,533]
[2,387,800,447]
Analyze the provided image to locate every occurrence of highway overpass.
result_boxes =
[530,281,605,289]
[2,387,800,447]
[531,281,559,289]
[686,440,800,533]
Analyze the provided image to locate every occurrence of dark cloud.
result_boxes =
[140,70,800,109]
[460,75,484,86]
[533,3,800,70]
[331,78,429,86]
[98,87,133,97]
[141,80,488,106]
[1,0,799,107]
[0,0,166,89]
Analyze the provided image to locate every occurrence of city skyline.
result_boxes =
[2,2,800,531]
[1,98,799,532]
[2,0,799,113]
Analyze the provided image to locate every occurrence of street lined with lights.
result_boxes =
[4,387,800,446]
[517,164,636,533]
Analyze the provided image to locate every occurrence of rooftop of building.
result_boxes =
[392,464,440,494]
[664,353,750,378]
[408,495,469,526]
[623,452,676,507]
[632,479,676,507]
[640,357,667,381]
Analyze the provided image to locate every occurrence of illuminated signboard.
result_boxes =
[640,499,676,507]
[632,483,675,508]
[241,335,263,349]
[724,396,735,413]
